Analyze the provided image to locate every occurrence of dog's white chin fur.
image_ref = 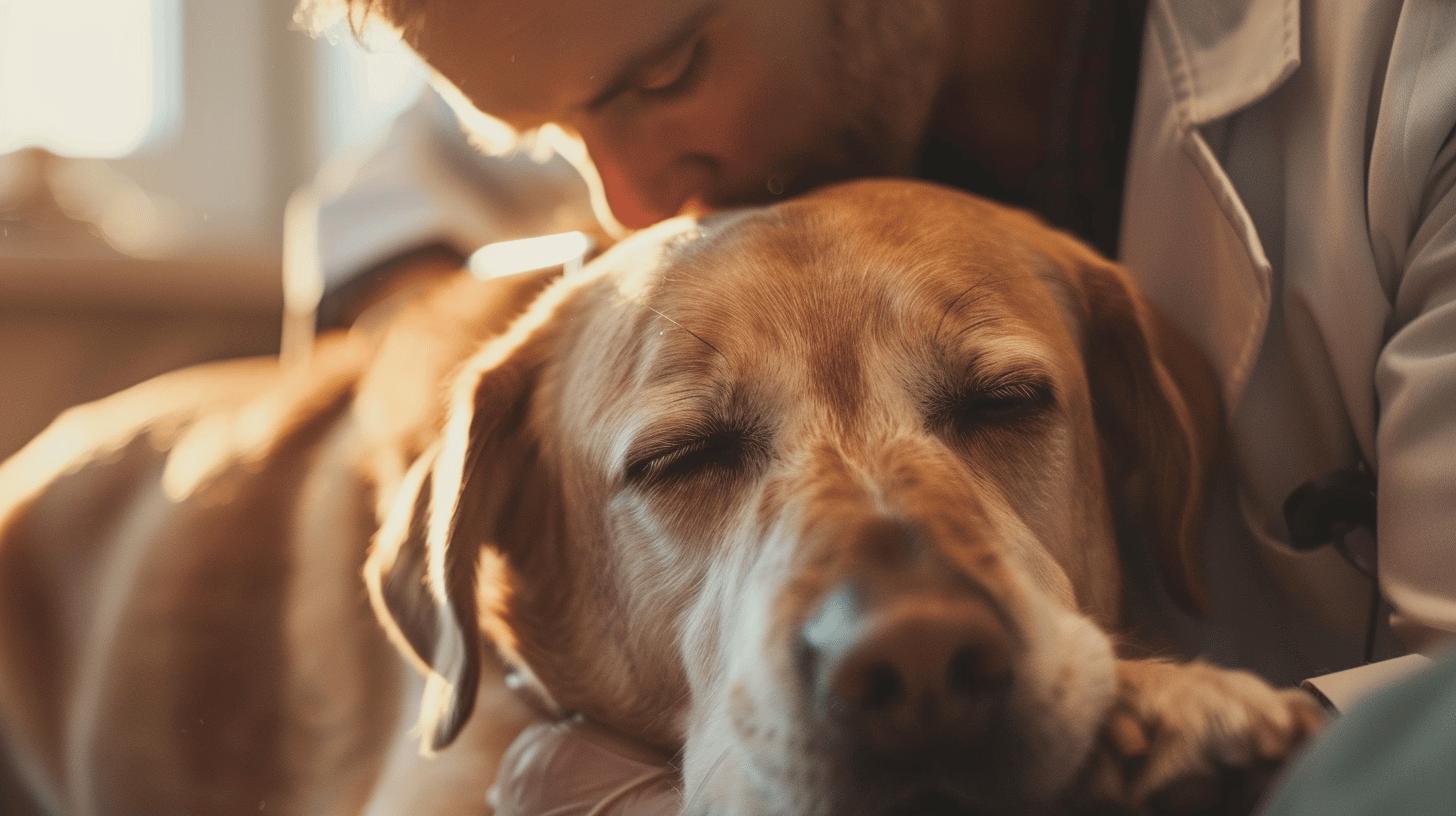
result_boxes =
[1007,607,1117,793]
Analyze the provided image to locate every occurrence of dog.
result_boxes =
[0,180,1320,815]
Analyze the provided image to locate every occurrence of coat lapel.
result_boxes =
[1119,0,1300,410]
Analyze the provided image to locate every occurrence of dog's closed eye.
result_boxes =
[928,376,1056,434]
[624,426,760,488]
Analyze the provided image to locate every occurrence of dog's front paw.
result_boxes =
[1070,659,1325,816]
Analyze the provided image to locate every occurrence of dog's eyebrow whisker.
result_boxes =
[946,314,1008,349]
[933,272,1050,347]
[648,306,726,360]
[935,283,987,346]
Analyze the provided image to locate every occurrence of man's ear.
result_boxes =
[366,288,564,753]
[1071,253,1222,615]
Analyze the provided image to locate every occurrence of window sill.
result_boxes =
[0,242,281,316]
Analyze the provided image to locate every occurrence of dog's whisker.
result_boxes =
[933,272,1045,347]
[934,282,986,346]
[648,306,725,359]
[679,744,734,815]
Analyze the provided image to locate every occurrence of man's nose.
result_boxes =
[581,125,715,229]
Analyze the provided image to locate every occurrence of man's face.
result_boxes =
[409,0,947,228]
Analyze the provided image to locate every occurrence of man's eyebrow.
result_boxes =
[582,2,716,112]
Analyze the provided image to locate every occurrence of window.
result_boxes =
[0,0,178,158]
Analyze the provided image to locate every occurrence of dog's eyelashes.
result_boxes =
[624,429,753,488]
[971,381,1055,417]
[932,379,1056,432]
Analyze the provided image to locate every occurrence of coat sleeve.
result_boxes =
[1370,5,1456,648]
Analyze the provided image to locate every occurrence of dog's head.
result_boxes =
[368,180,1217,814]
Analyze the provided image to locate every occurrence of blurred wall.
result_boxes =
[0,288,281,460]
[0,0,415,459]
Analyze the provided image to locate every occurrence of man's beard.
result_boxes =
[770,0,948,199]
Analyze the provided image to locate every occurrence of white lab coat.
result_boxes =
[1121,0,1456,681]
[293,0,1456,685]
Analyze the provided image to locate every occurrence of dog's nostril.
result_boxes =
[861,661,904,710]
[946,642,1010,698]
[947,644,980,697]
[805,591,1017,753]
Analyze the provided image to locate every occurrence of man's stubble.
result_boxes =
[767,0,950,199]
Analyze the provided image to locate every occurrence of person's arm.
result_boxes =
[1370,47,1456,653]
[283,90,598,337]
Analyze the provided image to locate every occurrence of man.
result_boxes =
[292,0,1456,811]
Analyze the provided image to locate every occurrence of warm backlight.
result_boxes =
[0,0,172,158]
[468,231,596,279]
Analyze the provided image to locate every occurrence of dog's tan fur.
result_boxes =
[0,181,1317,815]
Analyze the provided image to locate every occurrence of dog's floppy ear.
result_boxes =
[367,286,566,752]
[1069,251,1221,614]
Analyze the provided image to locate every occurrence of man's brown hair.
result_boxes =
[294,0,425,36]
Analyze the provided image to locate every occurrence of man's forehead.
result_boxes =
[408,0,710,125]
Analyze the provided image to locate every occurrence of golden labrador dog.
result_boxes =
[0,180,1320,816]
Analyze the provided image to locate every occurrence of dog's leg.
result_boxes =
[1067,659,1325,815]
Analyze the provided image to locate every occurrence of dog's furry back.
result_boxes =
[0,270,553,816]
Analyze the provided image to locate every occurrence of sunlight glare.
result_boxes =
[468,231,596,279]
[0,0,172,158]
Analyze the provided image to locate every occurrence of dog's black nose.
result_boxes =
[800,581,1015,754]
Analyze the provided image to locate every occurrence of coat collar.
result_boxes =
[1148,0,1301,125]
